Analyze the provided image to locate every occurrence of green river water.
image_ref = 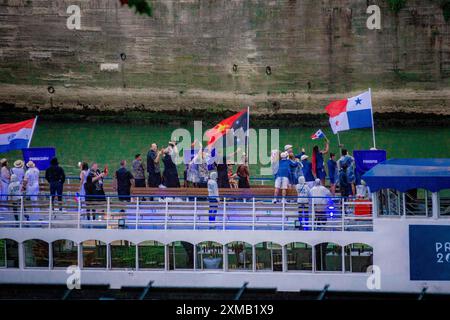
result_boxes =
[1,122,449,177]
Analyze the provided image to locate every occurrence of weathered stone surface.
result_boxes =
[0,0,449,116]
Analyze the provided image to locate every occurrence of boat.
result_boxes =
[0,158,449,295]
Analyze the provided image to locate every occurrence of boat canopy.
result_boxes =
[362,158,450,193]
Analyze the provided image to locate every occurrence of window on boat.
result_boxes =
[255,242,282,272]
[226,241,252,271]
[439,189,450,217]
[315,242,342,272]
[377,189,402,216]
[404,189,432,217]
[0,239,19,268]
[81,240,107,269]
[52,240,78,268]
[286,242,312,271]
[196,241,223,270]
[138,241,165,269]
[23,239,49,268]
[344,243,373,273]
[110,240,136,269]
[168,241,194,270]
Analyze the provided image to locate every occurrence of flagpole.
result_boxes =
[336,131,342,152]
[369,88,376,149]
[27,116,38,148]
[246,106,250,164]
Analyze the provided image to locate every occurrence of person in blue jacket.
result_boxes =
[273,152,300,203]
[312,139,329,186]
[327,152,338,195]
[300,154,315,188]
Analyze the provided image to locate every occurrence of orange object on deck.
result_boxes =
[354,198,372,216]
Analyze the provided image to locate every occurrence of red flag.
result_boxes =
[206,109,248,147]
[325,99,347,117]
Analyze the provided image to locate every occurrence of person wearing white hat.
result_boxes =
[309,178,332,229]
[11,160,25,185]
[273,151,300,203]
[23,161,40,202]
[207,171,219,227]
[295,176,311,230]
[284,145,293,153]
[0,159,10,201]
[356,179,368,199]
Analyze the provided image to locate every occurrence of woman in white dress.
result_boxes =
[23,161,40,202]
[78,162,89,202]
[0,158,11,201]
[11,160,25,185]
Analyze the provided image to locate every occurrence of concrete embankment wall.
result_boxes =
[0,0,449,124]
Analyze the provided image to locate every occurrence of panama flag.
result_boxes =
[325,91,373,134]
[0,117,38,153]
[311,129,325,140]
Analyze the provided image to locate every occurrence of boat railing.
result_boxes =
[0,194,373,231]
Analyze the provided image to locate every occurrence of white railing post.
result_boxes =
[371,192,378,218]
[282,200,285,231]
[402,192,406,218]
[19,196,24,229]
[106,197,110,229]
[311,198,315,231]
[252,197,256,231]
[193,197,197,230]
[48,196,52,229]
[136,197,139,230]
[341,198,345,231]
[222,197,226,231]
[165,199,169,230]
[77,197,81,229]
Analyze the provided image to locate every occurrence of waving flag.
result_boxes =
[206,108,249,164]
[311,129,325,140]
[0,117,38,153]
[325,91,373,134]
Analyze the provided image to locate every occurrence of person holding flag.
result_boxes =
[311,129,326,140]
[311,129,329,186]
[205,108,249,165]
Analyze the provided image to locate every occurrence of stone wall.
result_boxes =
[0,0,449,116]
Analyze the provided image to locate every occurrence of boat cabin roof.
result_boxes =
[363,158,450,193]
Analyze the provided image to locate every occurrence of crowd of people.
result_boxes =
[0,139,368,214]
[271,139,368,203]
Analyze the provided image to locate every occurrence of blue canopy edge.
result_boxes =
[362,158,450,193]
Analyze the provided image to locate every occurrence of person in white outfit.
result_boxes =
[8,174,22,221]
[78,162,89,202]
[23,161,40,202]
[11,160,25,185]
[309,179,332,228]
[0,158,10,201]
[356,180,369,199]
[207,171,219,227]
[296,176,311,230]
